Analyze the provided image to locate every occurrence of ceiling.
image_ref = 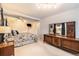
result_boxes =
[1,3,79,20]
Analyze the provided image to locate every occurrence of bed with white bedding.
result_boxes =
[4,33,38,47]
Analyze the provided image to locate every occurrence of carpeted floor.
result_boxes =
[15,41,74,56]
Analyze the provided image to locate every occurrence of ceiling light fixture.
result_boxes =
[35,3,62,9]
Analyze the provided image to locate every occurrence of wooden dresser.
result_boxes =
[44,34,79,53]
[0,41,14,56]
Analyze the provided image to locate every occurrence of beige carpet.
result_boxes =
[15,41,74,56]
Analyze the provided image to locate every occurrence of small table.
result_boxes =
[0,41,14,56]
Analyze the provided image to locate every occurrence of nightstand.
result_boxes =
[0,41,14,56]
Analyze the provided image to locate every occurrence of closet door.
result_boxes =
[66,21,75,38]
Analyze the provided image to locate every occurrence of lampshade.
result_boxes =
[0,26,11,33]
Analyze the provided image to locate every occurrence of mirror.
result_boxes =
[49,21,75,38]
[49,23,65,36]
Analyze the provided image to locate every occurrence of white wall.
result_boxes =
[40,8,79,39]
